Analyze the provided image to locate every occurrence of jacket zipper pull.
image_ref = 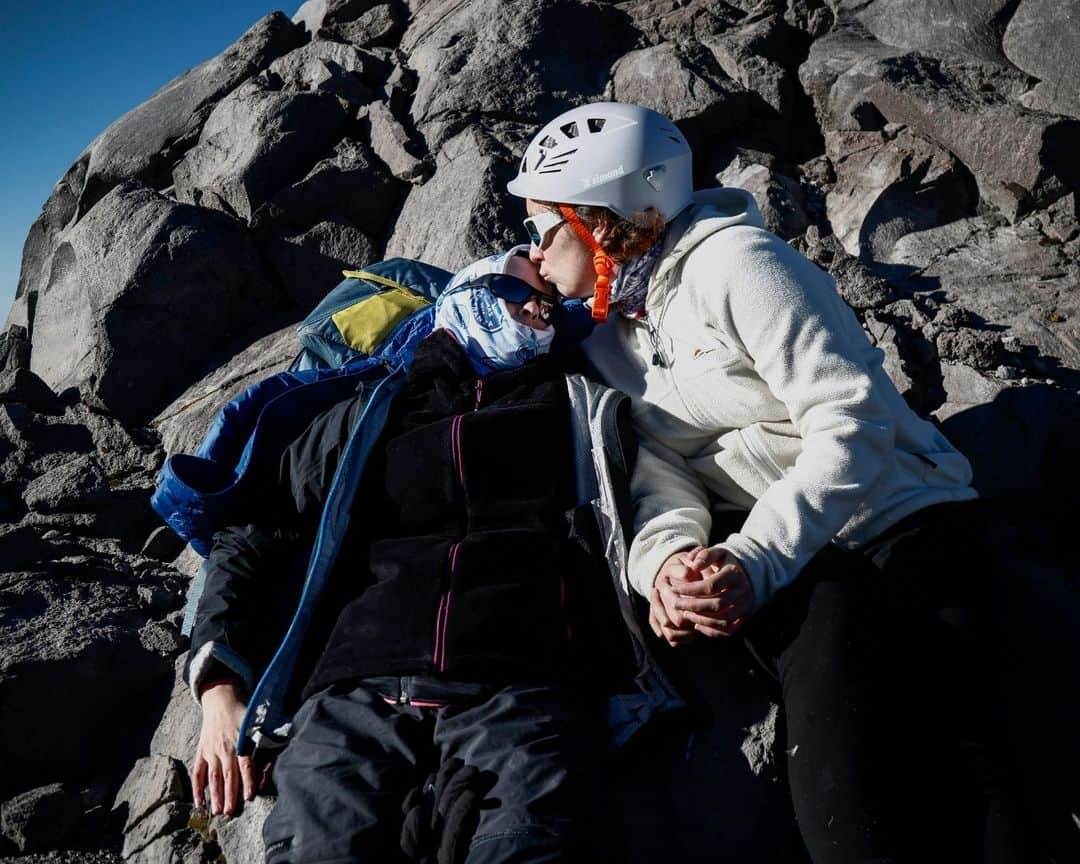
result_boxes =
[645,320,667,368]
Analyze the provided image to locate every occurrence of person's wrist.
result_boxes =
[198,677,241,707]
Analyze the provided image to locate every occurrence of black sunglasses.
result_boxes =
[464,274,562,323]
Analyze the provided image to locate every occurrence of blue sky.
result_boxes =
[0,1,286,316]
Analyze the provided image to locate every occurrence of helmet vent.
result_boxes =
[561,121,579,138]
[520,155,528,172]
[539,135,558,149]
[668,136,681,143]
[587,117,606,133]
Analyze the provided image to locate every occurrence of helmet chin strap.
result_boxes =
[558,205,615,322]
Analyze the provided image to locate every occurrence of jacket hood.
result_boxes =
[648,187,764,304]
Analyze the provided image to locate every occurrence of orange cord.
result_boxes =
[559,205,615,322]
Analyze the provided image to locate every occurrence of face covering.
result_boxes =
[434,283,556,376]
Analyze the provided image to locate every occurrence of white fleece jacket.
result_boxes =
[582,188,977,610]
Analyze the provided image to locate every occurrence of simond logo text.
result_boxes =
[581,165,625,189]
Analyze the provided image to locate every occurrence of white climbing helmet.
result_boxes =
[507,102,694,222]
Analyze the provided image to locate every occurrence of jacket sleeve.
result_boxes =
[626,435,712,600]
[689,227,894,610]
[186,387,369,702]
[185,524,305,702]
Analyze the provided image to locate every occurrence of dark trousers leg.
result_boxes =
[744,534,995,864]
[263,684,429,864]
[433,681,609,864]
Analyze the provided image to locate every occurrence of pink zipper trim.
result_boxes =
[452,415,464,487]
[432,593,447,669]
[433,543,461,671]
[439,592,453,672]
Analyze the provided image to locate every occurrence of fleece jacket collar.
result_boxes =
[646,187,764,311]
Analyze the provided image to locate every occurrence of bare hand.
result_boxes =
[669,546,754,637]
[193,681,255,816]
[649,549,702,647]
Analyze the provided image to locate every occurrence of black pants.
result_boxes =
[262,676,606,864]
[732,501,1010,863]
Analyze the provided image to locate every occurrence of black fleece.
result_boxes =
[304,331,582,695]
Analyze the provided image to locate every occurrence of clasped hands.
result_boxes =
[648,545,754,646]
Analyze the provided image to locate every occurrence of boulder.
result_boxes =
[402,0,634,150]
[864,54,1080,217]
[16,156,88,303]
[0,369,59,413]
[266,40,384,106]
[322,2,409,47]
[1002,0,1080,119]
[122,801,191,859]
[253,137,404,238]
[610,42,743,125]
[112,756,187,834]
[886,216,1080,377]
[292,0,391,35]
[798,20,900,131]
[385,125,521,270]
[703,14,807,118]
[128,826,212,864]
[211,796,275,864]
[717,158,810,240]
[368,100,428,183]
[29,182,278,426]
[173,79,349,223]
[81,14,305,219]
[825,125,978,261]
[22,454,109,513]
[0,783,83,853]
[149,657,203,767]
[0,570,177,798]
[258,221,380,309]
[830,0,1017,63]
[620,0,744,45]
[0,326,31,373]
[153,324,299,459]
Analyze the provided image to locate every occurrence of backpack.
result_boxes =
[151,259,453,558]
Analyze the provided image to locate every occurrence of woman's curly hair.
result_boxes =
[538,202,666,262]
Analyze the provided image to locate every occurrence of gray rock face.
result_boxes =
[323,2,409,47]
[1,783,83,853]
[210,797,275,864]
[29,183,277,426]
[0,565,180,797]
[825,125,977,260]
[80,14,305,219]
[112,757,186,835]
[610,42,746,127]
[798,20,901,131]
[385,125,520,269]
[153,324,298,459]
[836,0,1017,62]
[703,14,807,119]
[23,454,109,513]
[865,54,1080,216]
[253,136,403,238]
[173,80,349,222]
[1002,0,1080,118]
[16,156,88,302]
[266,40,383,106]
[368,100,428,183]
[260,221,380,308]
[717,157,810,240]
[887,215,1080,376]
[402,0,634,149]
